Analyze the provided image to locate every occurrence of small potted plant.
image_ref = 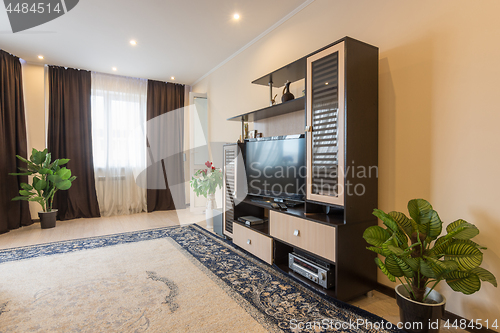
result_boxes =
[190,161,223,229]
[10,148,76,229]
[363,199,497,333]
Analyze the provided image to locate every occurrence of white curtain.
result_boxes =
[91,72,147,216]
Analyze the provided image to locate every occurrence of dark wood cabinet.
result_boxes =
[223,37,379,302]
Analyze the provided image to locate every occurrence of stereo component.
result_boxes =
[288,252,334,289]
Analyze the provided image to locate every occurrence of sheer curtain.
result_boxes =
[91,72,147,216]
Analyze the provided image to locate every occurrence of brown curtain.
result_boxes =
[47,66,100,220]
[0,50,32,234]
[146,80,185,212]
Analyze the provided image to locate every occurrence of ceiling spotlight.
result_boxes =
[112,67,117,71]
[130,40,137,46]
[233,13,240,20]
[38,55,44,59]
[170,76,175,80]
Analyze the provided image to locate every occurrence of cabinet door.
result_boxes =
[306,42,345,206]
[223,145,237,237]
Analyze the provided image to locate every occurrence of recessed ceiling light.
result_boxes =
[38,55,44,59]
[112,67,117,71]
[325,82,329,85]
[171,76,175,80]
[233,13,240,20]
[130,40,137,46]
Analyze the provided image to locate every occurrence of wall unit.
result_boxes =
[222,37,379,302]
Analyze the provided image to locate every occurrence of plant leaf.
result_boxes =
[57,158,70,165]
[445,219,479,240]
[407,199,433,224]
[470,267,497,287]
[420,259,436,278]
[48,175,63,183]
[57,168,71,180]
[444,240,483,270]
[20,183,33,190]
[426,256,459,280]
[12,196,29,201]
[373,209,408,248]
[387,245,404,256]
[19,190,34,196]
[366,246,386,256]
[375,257,396,282]
[385,255,404,277]
[389,211,414,236]
[34,179,47,191]
[402,257,419,271]
[393,255,414,278]
[55,180,72,190]
[446,271,481,295]
[363,225,391,247]
[429,236,450,258]
[32,150,46,165]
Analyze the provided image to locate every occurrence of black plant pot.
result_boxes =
[38,210,58,229]
[395,284,446,333]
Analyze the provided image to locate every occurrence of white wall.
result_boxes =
[193,0,500,323]
[21,62,46,219]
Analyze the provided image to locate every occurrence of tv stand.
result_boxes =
[222,37,379,302]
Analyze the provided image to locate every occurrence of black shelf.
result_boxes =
[240,197,344,227]
[233,219,269,236]
[227,97,305,122]
[251,57,306,87]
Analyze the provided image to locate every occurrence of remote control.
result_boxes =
[271,203,280,209]
[279,203,288,210]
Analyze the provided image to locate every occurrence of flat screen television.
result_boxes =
[245,136,306,201]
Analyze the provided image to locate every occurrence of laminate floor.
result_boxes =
[0,209,467,333]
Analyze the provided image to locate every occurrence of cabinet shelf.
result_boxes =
[232,219,269,236]
[251,57,306,87]
[227,96,305,122]
[240,197,344,227]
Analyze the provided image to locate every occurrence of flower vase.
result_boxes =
[205,194,217,229]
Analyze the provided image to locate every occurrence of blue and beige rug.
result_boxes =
[0,224,399,332]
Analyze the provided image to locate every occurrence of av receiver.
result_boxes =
[288,252,334,289]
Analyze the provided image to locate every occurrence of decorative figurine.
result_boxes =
[282,81,295,103]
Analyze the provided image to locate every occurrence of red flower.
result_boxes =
[212,166,215,170]
[205,161,212,168]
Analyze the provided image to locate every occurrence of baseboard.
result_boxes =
[374,283,497,333]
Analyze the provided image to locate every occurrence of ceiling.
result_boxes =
[0,0,307,85]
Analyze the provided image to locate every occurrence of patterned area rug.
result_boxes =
[0,225,399,332]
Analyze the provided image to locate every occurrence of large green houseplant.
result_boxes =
[363,199,496,332]
[10,148,76,228]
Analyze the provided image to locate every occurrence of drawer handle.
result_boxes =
[247,239,251,245]
[293,229,300,236]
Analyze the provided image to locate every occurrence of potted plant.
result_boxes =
[363,199,497,333]
[10,148,76,229]
[190,161,223,229]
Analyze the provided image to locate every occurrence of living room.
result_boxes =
[1,0,499,332]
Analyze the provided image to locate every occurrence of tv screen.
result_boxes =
[245,137,306,200]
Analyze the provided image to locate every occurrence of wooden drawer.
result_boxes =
[270,211,336,262]
[233,223,273,265]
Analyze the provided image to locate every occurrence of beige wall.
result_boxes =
[21,62,46,219]
[193,0,500,322]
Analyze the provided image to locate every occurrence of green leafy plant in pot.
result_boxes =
[363,199,497,333]
[10,148,76,229]
[190,161,223,228]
